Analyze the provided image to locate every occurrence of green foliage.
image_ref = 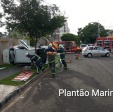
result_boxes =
[9,31,23,38]
[0,72,25,86]
[0,64,16,70]
[0,13,4,27]
[61,33,80,45]
[77,22,108,44]
[1,0,66,51]
[61,33,76,41]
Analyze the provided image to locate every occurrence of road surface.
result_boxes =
[1,53,113,112]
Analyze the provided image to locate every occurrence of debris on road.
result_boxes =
[75,54,80,59]
[12,70,34,81]
[66,60,72,63]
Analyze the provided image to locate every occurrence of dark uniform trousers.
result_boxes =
[27,54,44,73]
[57,48,67,69]
[48,55,55,77]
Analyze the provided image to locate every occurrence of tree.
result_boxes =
[0,12,4,32]
[1,0,66,52]
[0,32,3,37]
[61,33,80,45]
[77,22,108,44]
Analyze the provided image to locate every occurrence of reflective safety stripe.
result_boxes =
[31,55,41,61]
[35,54,41,59]
[55,57,60,60]
[52,73,55,74]
[50,60,55,63]
[31,56,35,60]
[60,52,65,54]
[36,58,41,61]
[61,58,65,60]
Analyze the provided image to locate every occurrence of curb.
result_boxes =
[0,68,49,109]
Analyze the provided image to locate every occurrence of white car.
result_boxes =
[3,40,47,64]
[82,46,110,58]
[80,44,87,49]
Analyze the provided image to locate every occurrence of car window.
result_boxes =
[97,47,103,50]
[88,47,93,50]
[80,44,86,47]
[93,47,97,50]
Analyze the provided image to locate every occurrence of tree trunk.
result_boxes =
[34,37,38,54]
[51,33,54,42]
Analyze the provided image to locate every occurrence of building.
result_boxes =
[107,30,113,36]
[54,21,70,42]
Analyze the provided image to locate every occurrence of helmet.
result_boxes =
[48,43,52,48]
[59,45,64,48]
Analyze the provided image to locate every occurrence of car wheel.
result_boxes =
[105,53,110,57]
[87,53,92,58]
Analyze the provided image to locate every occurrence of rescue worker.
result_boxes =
[26,53,45,74]
[57,45,67,70]
[46,43,56,78]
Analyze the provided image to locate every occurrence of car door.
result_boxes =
[92,47,99,56]
[96,47,105,56]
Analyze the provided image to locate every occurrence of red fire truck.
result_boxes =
[55,41,81,53]
[96,36,113,52]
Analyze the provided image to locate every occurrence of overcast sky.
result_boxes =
[0,0,113,34]
[46,0,113,34]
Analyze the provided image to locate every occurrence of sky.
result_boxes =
[0,0,113,34]
[45,0,113,34]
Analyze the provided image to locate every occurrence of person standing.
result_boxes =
[57,45,67,70]
[46,43,57,78]
[26,53,45,74]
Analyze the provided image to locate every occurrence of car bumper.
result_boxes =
[82,52,87,56]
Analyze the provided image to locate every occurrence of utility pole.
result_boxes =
[98,21,100,37]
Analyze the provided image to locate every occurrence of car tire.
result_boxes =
[105,53,110,57]
[87,53,92,58]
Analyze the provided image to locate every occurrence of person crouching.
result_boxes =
[26,53,45,74]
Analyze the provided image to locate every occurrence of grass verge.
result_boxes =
[0,64,48,86]
[0,64,16,70]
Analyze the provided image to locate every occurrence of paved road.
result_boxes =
[1,53,113,112]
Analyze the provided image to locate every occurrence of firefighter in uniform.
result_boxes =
[57,45,67,70]
[26,53,45,74]
[46,43,57,78]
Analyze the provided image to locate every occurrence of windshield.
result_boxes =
[81,44,86,47]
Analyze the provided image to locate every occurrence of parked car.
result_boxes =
[87,44,94,46]
[82,46,110,58]
[80,44,87,49]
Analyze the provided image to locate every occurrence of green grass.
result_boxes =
[0,72,25,86]
[0,64,16,70]
[0,64,48,86]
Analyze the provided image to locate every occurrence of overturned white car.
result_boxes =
[3,40,47,64]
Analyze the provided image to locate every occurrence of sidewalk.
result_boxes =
[0,67,49,108]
